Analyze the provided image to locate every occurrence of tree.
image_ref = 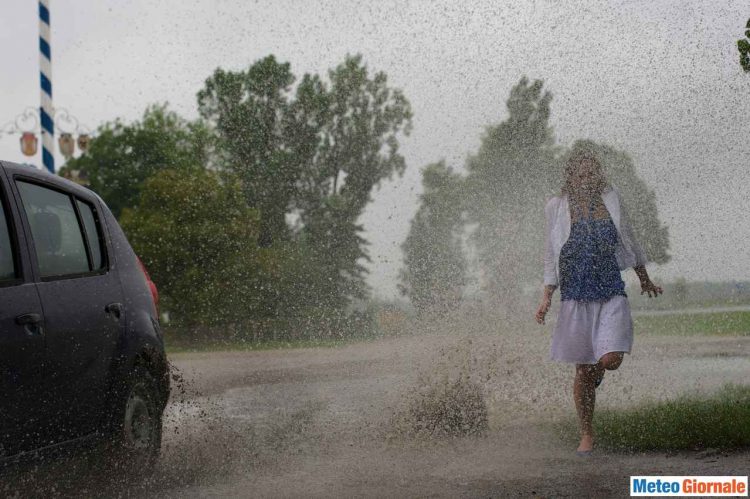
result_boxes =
[61,104,209,218]
[198,54,412,315]
[462,77,560,312]
[294,54,413,312]
[738,18,750,72]
[119,169,266,327]
[457,77,670,318]
[399,161,468,317]
[197,55,297,248]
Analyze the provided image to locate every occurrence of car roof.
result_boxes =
[1,160,103,204]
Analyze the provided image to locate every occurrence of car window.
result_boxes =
[16,181,90,278]
[76,199,104,270]
[0,194,16,281]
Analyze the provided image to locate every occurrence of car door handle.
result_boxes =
[15,313,43,336]
[105,302,123,319]
[16,313,42,325]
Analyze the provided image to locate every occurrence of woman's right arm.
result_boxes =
[542,197,558,290]
[537,198,558,324]
[536,285,556,324]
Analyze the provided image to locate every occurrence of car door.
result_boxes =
[0,167,47,456]
[12,178,124,442]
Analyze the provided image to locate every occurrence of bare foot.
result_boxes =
[577,433,594,452]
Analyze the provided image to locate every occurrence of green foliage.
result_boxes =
[62,104,209,218]
[462,77,560,310]
[738,18,750,72]
[310,54,413,214]
[399,161,468,317]
[556,383,750,452]
[197,55,297,247]
[629,279,750,310]
[400,77,672,316]
[296,194,371,310]
[199,53,413,313]
[164,335,369,354]
[293,54,412,313]
[634,310,750,336]
[120,169,266,326]
[58,54,411,338]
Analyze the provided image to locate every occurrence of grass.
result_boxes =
[634,310,750,336]
[554,383,750,452]
[164,334,384,354]
[162,307,750,353]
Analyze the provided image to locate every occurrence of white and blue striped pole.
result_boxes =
[39,0,54,173]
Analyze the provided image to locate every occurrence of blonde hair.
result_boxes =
[561,149,610,197]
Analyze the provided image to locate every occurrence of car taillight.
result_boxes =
[136,255,159,316]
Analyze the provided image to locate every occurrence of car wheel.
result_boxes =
[104,365,162,478]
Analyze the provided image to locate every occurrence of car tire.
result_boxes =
[102,364,162,479]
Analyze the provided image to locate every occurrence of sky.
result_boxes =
[2,0,749,300]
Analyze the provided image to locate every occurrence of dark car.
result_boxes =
[0,160,169,471]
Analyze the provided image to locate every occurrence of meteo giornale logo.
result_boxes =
[631,476,748,497]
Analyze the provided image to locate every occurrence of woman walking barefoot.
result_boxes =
[534,150,663,456]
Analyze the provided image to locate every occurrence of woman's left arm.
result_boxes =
[618,188,663,298]
[633,265,663,298]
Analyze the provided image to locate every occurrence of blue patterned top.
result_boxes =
[559,196,627,302]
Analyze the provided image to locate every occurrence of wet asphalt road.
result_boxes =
[3,314,749,497]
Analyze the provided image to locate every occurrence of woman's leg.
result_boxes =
[574,363,602,451]
[573,352,626,451]
[599,351,624,370]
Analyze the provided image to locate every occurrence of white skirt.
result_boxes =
[549,294,634,364]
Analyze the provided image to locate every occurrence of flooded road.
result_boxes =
[153,314,749,498]
[3,314,749,497]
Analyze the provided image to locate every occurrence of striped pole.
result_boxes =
[39,0,54,173]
